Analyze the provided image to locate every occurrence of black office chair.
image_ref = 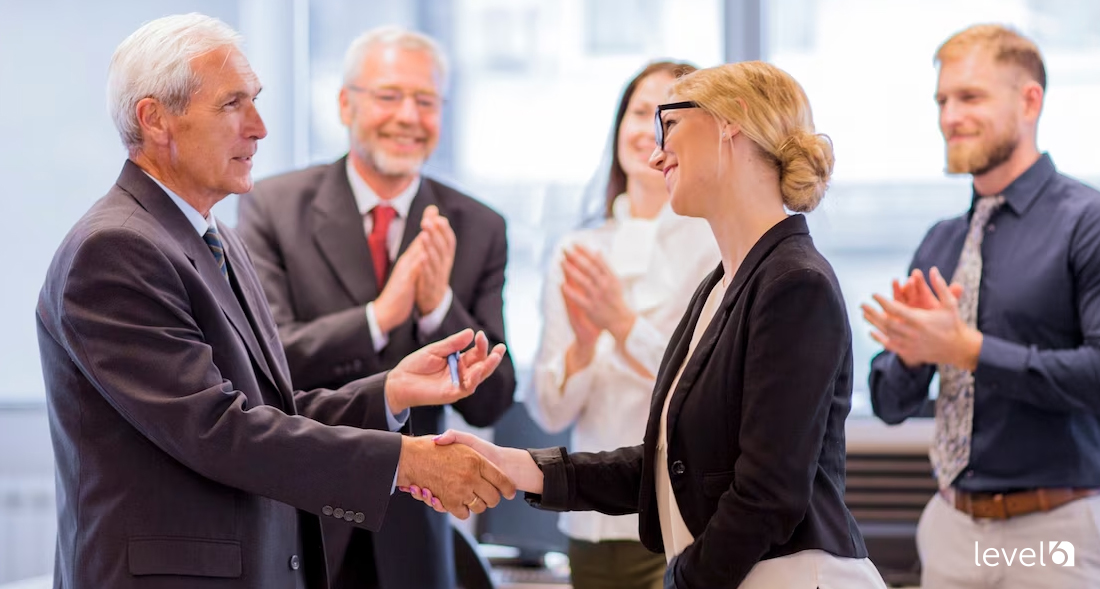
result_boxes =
[454,523,495,589]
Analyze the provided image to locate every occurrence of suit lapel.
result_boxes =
[644,266,719,447]
[221,228,296,411]
[116,161,283,397]
[311,158,380,303]
[657,215,813,445]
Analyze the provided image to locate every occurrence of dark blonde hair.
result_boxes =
[672,61,834,212]
[604,61,697,218]
[936,24,1046,90]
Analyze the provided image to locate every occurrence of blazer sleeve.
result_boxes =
[418,210,515,427]
[237,189,379,390]
[522,445,645,516]
[671,269,850,588]
[50,227,401,532]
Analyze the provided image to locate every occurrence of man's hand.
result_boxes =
[561,245,635,345]
[384,329,506,414]
[375,236,426,333]
[396,435,517,519]
[862,267,982,370]
[894,268,964,310]
[415,205,456,315]
[402,429,545,513]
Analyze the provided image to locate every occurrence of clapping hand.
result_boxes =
[861,267,980,370]
[561,244,635,344]
[415,205,456,315]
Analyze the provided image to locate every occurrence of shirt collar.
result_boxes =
[970,152,1056,217]
[143,171,216,236]
[610,193,677,224]
[346,157,420,219]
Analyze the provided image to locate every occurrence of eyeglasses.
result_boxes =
[347,85,444,113]
[654,101,699,150]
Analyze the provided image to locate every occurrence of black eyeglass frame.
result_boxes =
[654,101,699,150]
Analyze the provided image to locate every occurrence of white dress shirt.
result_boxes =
[527,194,720,543]
[346,158,453,352]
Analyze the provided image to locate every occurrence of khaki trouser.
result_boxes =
[917,492,1100,588]
[567,538,666,589]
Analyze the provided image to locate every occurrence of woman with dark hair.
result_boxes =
[522,61,719,589]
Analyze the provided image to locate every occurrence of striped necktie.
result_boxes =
[203,224,229,280]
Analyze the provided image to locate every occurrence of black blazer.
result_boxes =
[237,157,515,589]
[528,215,867,588]
[37,161,403,589]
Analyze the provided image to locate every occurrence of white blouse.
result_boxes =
[527,195,720,543]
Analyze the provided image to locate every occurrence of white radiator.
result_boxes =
[0,479,55,585]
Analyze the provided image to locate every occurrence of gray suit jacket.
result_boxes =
[36,160,403,589]
[237,158,515,589]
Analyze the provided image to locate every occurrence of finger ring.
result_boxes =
[464,497,480,508]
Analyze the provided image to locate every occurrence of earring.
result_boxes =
[721,132,728,139]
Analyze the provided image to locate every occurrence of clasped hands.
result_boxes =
[861,267,982,371]
[399,430,545,518]
[560,244,637,371]
[374,205,456,333]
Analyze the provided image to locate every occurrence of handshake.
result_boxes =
[396,429,544,519]
[383,327,544,519]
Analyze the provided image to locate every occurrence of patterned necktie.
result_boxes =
[931,194,1005,489]
[203,224,229,281]
[367,205,397,287]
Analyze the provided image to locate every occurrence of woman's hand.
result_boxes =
[400,429,545,511]
[561,244,636,345]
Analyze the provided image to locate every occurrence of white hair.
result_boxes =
[341,25,449,91]
[107,13,243,153]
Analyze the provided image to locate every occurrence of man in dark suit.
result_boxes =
[237,25,515,589]
[36,14,514,589]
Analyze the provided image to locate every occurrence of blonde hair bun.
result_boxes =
[776,130,834,212]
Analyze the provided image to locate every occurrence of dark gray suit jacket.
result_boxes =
[36,161,403,589]
[527,215,868,588]
[237,158,515,589]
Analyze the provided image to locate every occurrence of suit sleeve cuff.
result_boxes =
[522,447,571,511]
[416,288,453,337]
[365,303,389,352]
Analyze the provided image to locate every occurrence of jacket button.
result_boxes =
[333,508,344,518]
[672,460,685,476]
[354,512,365,523]
[289,555,300,570]
[343,511,354,522]
[322,505,333,516]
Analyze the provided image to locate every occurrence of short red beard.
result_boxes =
[946,129,1018,176]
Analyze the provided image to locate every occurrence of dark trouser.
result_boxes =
[568,538,667,589]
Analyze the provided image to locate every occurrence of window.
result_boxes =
[766,0,1100,414]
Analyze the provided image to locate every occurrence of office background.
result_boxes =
[2,0,1100,584]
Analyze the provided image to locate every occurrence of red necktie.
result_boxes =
[368,205,397,287]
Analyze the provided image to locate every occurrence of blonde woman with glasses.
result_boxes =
[415,62,887,588]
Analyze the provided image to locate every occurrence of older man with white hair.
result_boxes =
[238,25,515,589]
[36,14,514,589]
